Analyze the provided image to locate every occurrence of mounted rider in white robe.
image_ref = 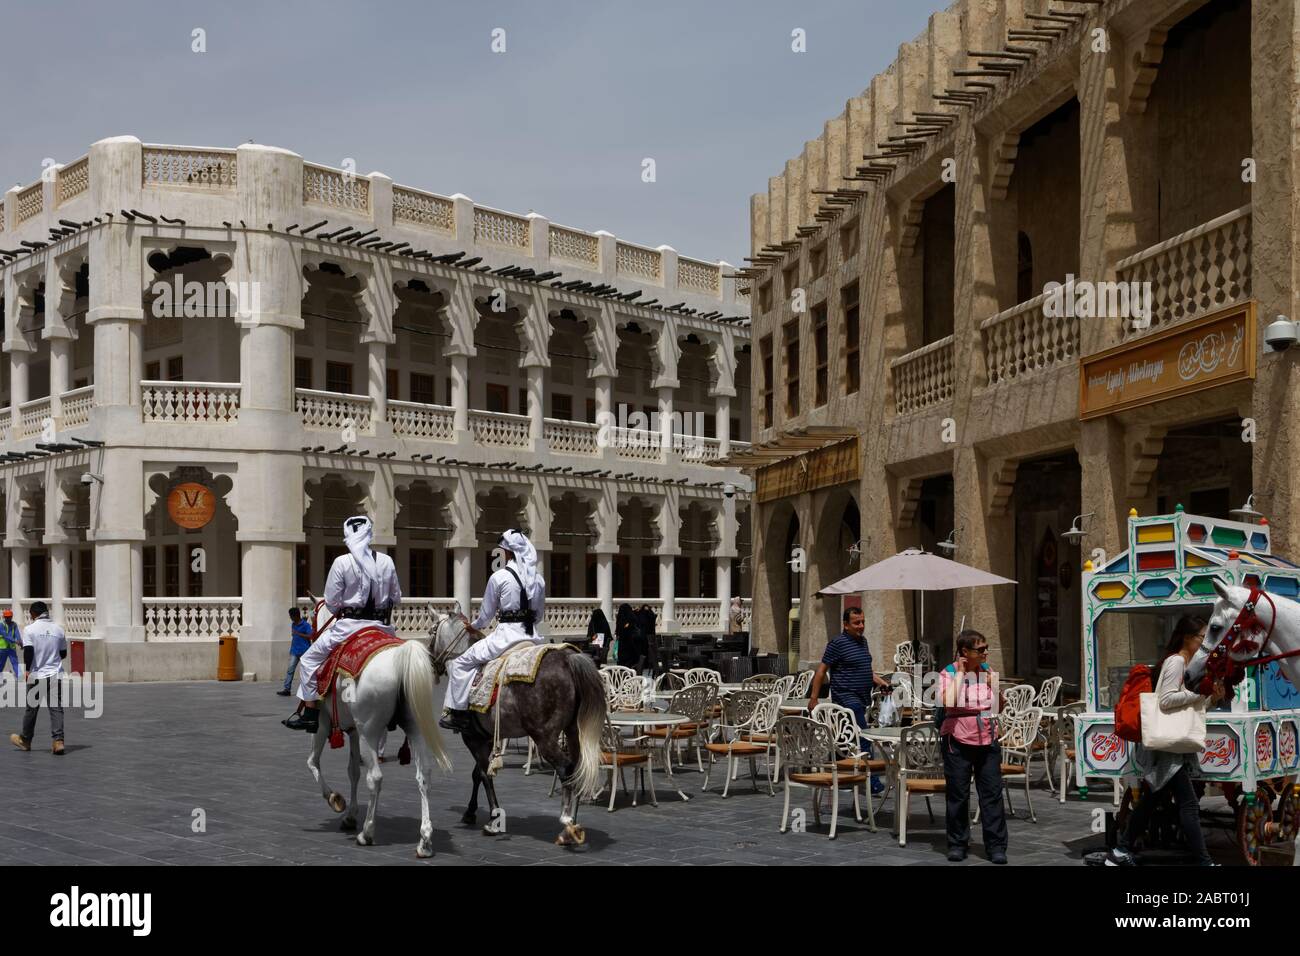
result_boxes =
[284,515,401,732]
[441,529,546,731]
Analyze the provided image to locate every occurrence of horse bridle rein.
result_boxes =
[1201,586,1300,693]
[430,613,479,677]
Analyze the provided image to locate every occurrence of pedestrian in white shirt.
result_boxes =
[9,602,68,755]
[440,529,546,732]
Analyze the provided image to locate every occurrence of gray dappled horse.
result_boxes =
[429,611,605,846]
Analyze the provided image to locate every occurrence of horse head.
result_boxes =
[428,607,477,682]
[1189,579,1279,694]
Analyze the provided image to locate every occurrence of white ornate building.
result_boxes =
[0,137,752,680]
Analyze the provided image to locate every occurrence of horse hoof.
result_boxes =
[416,842,434,859]
[340,817,357,832]
[356,832,373,847]
[570,825,587,845]
[327,792,346,813]
[461,811,476,826]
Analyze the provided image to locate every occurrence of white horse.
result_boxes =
[1189,581,1300,694]
[304,599,452,857]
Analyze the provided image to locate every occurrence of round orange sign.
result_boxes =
[167,482,216,530]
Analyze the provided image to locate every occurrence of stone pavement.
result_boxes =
[0,679,1250,866]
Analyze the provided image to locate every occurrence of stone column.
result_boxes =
[716,394,731,458]
[50,545,71,622]
[10,548,29,616]
[453,548,473,619]
[526,365,545,444]
[657,386,674,461]
[656,491,680,632]
[595,555,613,622]
[716,556,733,632]
[450,354,470,433]
[366,337,388,426]
[235,454,302,674]
[657,555,676,633]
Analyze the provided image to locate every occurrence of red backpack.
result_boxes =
[1115,664,1153,742]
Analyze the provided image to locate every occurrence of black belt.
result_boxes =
[337,607,391,624]
[498,610,535,635]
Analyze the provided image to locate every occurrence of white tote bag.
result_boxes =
[1139,693,1207,753]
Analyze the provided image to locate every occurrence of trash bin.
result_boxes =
[217,634,240,681]
[69,640,85,676]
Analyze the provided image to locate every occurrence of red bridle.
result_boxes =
[1200,587,1300,693]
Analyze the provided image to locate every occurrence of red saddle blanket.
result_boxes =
[317,628,404,698]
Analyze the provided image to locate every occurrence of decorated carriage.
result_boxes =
[1075,506,1300,864]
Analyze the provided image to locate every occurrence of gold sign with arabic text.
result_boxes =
[1079,303,1255,420]
[756,438,860,503]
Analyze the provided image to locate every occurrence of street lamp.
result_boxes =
[1230,494,1263,523]
[1061,512,1094,546]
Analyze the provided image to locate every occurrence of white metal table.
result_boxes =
[608,710,692,801]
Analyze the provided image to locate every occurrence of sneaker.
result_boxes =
[9,733,30,752]
[1104,848,1137,866]
[276,689,291,697]
[990,849,1008,865]
[870,777,886,796]
[51,740,65,756]
[947,847,967,862]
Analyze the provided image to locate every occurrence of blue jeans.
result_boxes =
[832,690,883,791]
[283,653,302,692]
[0,647,20,678]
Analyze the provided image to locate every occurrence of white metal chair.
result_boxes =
[704,691,780,796]
[811,702,881,832]
[609,674,647,712]
[776,716,868,839]
[997,706,1042,822]
[1037,676,1063,708]
[654,671,685,693]
[595,713,657,811]
[894,722,945,846]
[1055,702,1085,804]
[684,667,722,687]
[773,674,796,700]
[644,682,716,773]
[1001,683,1036,716]
[893,642,936,670]
[600,665,636,695]
[792,669,815,698]
[742,673,780,687]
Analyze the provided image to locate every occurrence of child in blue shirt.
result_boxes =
[277,607,314,696]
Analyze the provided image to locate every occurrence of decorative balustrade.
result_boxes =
[296,388,373,433]
[58,157,90,205]
[473,207,531,250]
[303,163,370,212]
[980,290,1079,386]
[672,433,722,463]
[144,598,242,642]
[1118,204,1251,338]
[676,599,722,631]
[16,397,51,440]
[142,146,237,190]
[738,598,752,632]
[142,381,241,424]
[0,407,10,435]
[392,186,455,232]
[543,418,600,456]
[678,257,721,295]
[616,242,662,282]
[541,600,602,635]
[469,409,530,448]
[390,599,464,638]
[388,400,455,441]
[611,427,662,461]
[15,182,43,223]
[548,226,599,266]
[62,599,96,638]
[889,335,955,415]
[59,385,94,427]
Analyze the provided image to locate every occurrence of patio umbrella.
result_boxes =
[818,548,1017,663]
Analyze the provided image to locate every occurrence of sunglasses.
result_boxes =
[966,646,989,654]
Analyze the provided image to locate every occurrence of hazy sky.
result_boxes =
[2,1,932,268]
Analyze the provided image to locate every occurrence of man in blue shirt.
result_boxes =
[0,610,21,679]
[277,607,314,697]
[808,606,892,792]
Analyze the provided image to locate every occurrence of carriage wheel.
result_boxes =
[1235,790,1272,866]
[1274,781,1300,844]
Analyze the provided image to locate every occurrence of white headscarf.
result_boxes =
[344,515,379,584]
[500,529,543,603]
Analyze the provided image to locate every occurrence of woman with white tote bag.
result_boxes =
[1106,615,1226,866]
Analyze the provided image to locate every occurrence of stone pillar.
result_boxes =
[450,354,469,434]
[10,548,29,615]
[453,547,473,619]
[90,445,146,642]
[717,556,733,631]
[657,555,676,632]
[8,352,29,412]
[234,454,302,669]
[366,337,388,425]
[593,375,613,425]
[50,545,71,623]
[48,337,72,419]
[657,386,674,461]
[526,364,545,444]
[596,554,613,623]
[716,394,731,458]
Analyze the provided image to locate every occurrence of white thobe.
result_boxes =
[446,564,546,711]
[297,550,402,702]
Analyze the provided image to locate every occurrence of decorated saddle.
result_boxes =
[317,627,404,698]
[468,642,574,713]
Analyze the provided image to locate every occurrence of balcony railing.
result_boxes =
[543,418,600,456]
[389,599,465,638]
[142,381,241,424]
[738,598,752,632]
[1118,204,1251,338]
[676,599,723,631]
[60,385,94,427]
[612,427,662,462]
[889,335,955,414]
[542,599,603,635]
[143,598,242,642]
[15,397,51,440]
[142,146,237,191]
[296,388,373,434]
[980,290,1079,386]
[0,407,10,436]
[388,400,455,441]
[469,409,530,448]
[673,433,723,463]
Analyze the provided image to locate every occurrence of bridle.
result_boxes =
[1200,586,1300,693]
[430,613,479,678]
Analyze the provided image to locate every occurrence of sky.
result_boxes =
[1,0,933,269]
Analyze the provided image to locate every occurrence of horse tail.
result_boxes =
[398,640,453,772]
[565,650,607,798]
